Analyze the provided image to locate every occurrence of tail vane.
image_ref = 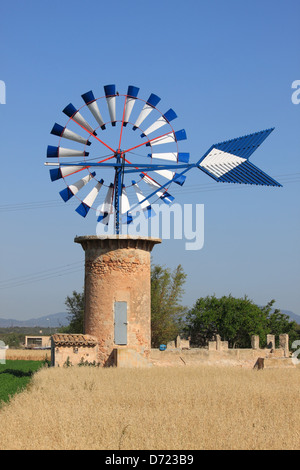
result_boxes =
[197,128,282,187]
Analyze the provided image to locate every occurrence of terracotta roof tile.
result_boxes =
[51,334,98,347]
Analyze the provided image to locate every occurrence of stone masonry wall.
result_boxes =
[52,345,98,367]
[75,236,161,366]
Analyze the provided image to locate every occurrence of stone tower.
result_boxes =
[75,235,161,366]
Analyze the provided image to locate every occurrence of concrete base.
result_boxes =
[114,348,153,368]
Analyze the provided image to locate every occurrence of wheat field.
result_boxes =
[0,365,299,450]
[5,349,50,361]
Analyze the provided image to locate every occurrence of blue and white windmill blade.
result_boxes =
[147,129,187,147]
[132,181,152,210]
[132,180,155,219]
[129,163,193,214]
[141,174,174,204]
[75,180,104,217]
[140,109,177,138]
[120,186,133,224]
[99,183,114,214]
[151,168,186,186]
[150,152,178,162]
[48,164,90,181]
[145,154,188,184]
[51,123,91,146]
[120,186,129,214]
[124,98,136,126]
[97,183,114,224]
[104,84,116,126]
[154,169,175,181]
[147,132,175,146]
[63,103,96,135]
[82,91,106,130]
[124,86,139,126]
[150,152,190,163]
[149,169,186,186]
[133,93,161,130]
[47,146,89,158]
[59,172,96,202]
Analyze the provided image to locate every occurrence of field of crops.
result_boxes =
[6,349,50,361]
[0,364,300,450]
[0,360,44,404]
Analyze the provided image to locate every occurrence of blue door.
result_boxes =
[114,301,127,345]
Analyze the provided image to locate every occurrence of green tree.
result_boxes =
[63,290,84,334]
[263,300,298,346]
[295,324,300,343]
[151,264,187,347]
[186,295,298,348]
[0,332,24,348]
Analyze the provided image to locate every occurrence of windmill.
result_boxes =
[45,84,282,366]
[45,84,281,235]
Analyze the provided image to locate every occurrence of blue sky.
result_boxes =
[0,0,299,320]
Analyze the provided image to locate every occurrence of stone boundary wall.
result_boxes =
[149,347,295,369]
[155,333,293,368]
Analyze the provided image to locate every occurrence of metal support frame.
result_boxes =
[114,151,121,234]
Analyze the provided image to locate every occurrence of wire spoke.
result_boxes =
[118,95,127,150]
[122,130,173,154]
[70,117,115,153]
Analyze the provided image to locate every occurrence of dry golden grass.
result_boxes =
[0,365,299,450]
[6,349,50,361]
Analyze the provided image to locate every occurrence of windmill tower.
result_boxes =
[75,236,160,365]
[46,83,281,366]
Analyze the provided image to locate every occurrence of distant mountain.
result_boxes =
[255,307,300,325]
[0,308,299,329]
[0,312,69,328]
[280,310,300,325]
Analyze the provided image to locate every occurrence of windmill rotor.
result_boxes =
[45,84,281,234]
